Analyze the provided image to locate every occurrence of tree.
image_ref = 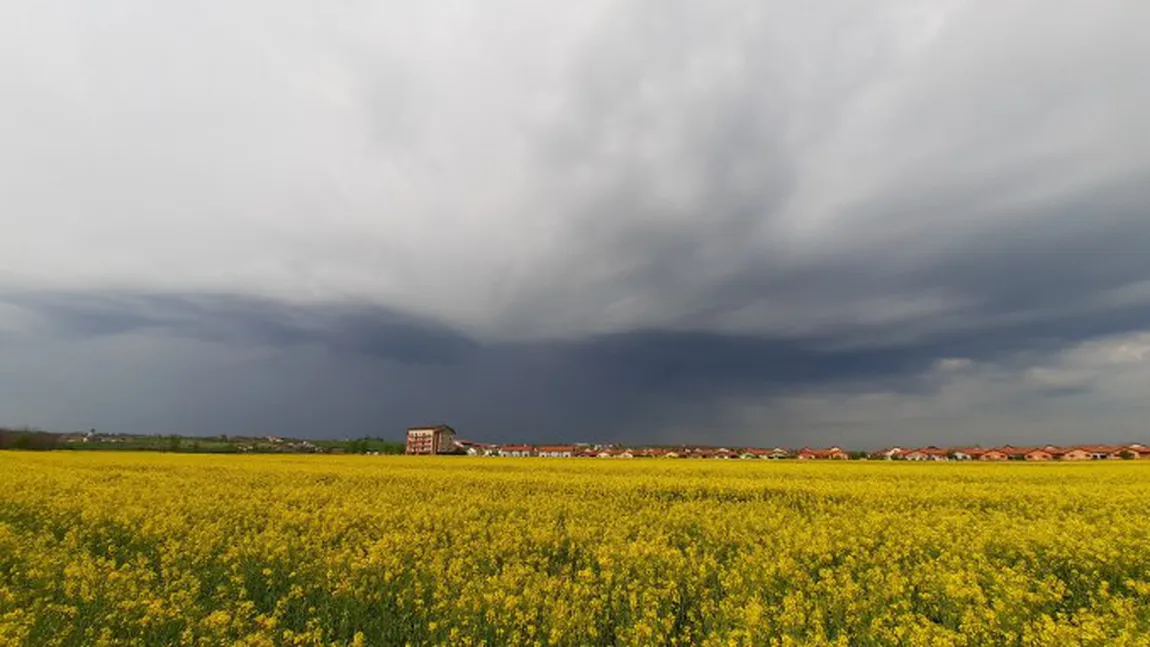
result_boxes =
[1119,449,1136,460]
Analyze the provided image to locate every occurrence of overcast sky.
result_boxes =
[3,1,1149,447]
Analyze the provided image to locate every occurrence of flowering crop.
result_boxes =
[1,452,1148,646]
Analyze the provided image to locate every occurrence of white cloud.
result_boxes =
[1064,333,1150,366]
[935,357,973,372]
[1023,367,1093,390]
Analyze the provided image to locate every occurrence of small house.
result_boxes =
[498,444,535,457]
[797,447,850,460]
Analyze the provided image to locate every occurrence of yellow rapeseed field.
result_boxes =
[1,452,1148,646]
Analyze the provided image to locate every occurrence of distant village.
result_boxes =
[3,425,1147,461]
[0,428,400,455]
[407,425,1150,461]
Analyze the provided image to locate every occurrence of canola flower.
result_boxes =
[0,452,1148,646]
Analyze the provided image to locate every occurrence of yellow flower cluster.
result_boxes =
[1,452,1147,646]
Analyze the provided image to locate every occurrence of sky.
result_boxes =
[2,1,1149,448]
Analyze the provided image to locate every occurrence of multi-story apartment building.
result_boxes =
[405,425,457,455]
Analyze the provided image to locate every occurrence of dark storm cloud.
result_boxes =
[7,290,1148,446]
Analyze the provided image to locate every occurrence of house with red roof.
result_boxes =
[996,446,1027,460]
[595,448,634,458]
[797,447,849,460]
[1076,445,1123,460]
[1051,447,1092,461]
[498,444,534,457]
[1126,444,1150,459]
[904,447,949,461]
[1107,444,1150,459]
[739,448,790,459]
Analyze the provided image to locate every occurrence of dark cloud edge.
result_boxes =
[7,288,1150,390]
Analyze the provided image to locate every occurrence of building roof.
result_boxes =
[798,447,847,457]
[904,447,948,456]
[407,424,455,433]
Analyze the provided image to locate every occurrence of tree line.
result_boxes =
[0,427,61,451]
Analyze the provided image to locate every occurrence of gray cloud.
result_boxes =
[3,291,477,364]
[2,1,1150,444]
